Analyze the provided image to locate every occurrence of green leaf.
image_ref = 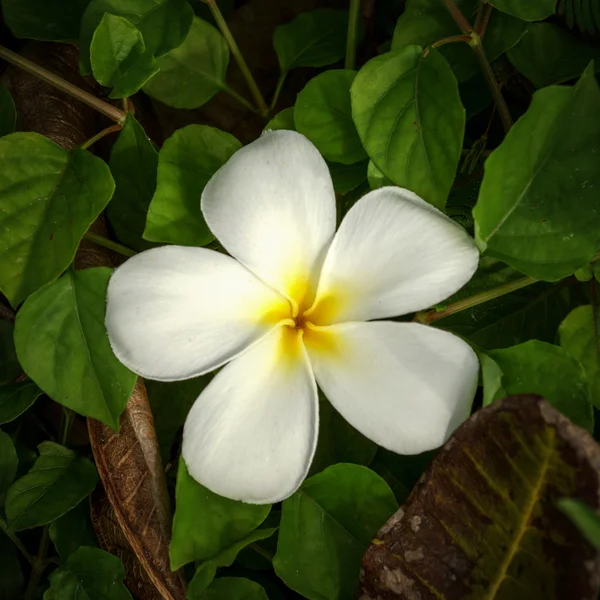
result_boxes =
[0,381,42,425]
[488,340,593,431]
[273,9,349,74]
[328,160,368,195]
[367,160,394,190]
[559,305,600,408]
[492,0,557,20]
[351,47,464,210]
[392,0,526,81]
[79,0,194,74]
[0,132,115,307]
[146,376,211,464]
[263,107,295,132]
[143,17,228,109]
[90,14,159,99]
[558,498,600,549]
[0,530,24,600]
[0,321,20,385]
[295,70,366,165]
[507,23,600,88]
[479,352,506,406]
[0,84,16,137]
[44,546,132,600]
[107,116,158,251]
[0,0,89,42]
[144,124,241,246]
[273,464,398,600]
[49,501,99,560]
[170,457,270,570]
[6,441,98,531]
[191,577,268,600]
[188,528,277,595]
[473,64,600,281]
[0,430,17,506]
[14,268,136,430]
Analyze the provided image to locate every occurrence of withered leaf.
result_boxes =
[360,395,600,600]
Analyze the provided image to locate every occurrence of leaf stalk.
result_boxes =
[345,0,361,69]
[83,232,137,258]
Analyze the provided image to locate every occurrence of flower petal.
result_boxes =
[182,327,318,503]
[201,130,336,306]
[308,187,479,323]
[106,246,289,381]
[306,321,479,454]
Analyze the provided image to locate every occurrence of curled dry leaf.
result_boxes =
[360,395,600,600]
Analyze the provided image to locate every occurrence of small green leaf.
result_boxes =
[0,530,24,600]
[492,0,557,20]
[44,546,132,600]
[90,14,158,99]
[144,124,241,246]
[0,84,16,137]
[79,0,194,74]
[559,305,600,408]
[107,116,158,251]
[0,0,89,41]
[273,9,349,74]
[0,381,42,425]
[392,0,526,81]
[480,352,506,406]
[263,107,295,132]
[49,501,99,560]
[14,268,137,430]
[488,340,593,431]
[328,160,368,195]
[473,64,600,281]
[190,577,268,600]
[507,23,600,88]
[0,132,115,307]
[351,46,464,210]
[295,70,366,165]
[367,160,394,190]
[558,498,600,549]
[0,321,20,385]
[143,17,228,109]
[273,463,398,600]
[170,457,270,570]
[6,441,98,531]
[0,430,17,506]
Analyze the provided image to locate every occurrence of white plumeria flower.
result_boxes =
[106,130,479,504]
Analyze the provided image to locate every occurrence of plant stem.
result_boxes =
[60,408,74,446]
[270,72,287,110]
[441,0,473,33]
[81,124,123,150]
[83,232,136,258]
[474,2,493,37]
[204,0,269,116]
[223,85,260,113]
[0,517,33,564]
[24,526,49,600]
[429,34,472,50]
[0,45,126,124]
[345,0,361,69]
[249,542,275,561]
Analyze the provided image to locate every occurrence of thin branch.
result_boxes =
[441,0,473,33]
[83,232,137,258]
[345,0,361,69]
[81,124,123,150]
[0,517,34,564]
[475,3,494,38]
[0,45,126,124]
[427,34,472,51]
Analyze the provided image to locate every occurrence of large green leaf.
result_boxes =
[507,23,600,88]
[559,305,600,408]
[0,530,23,600]
[486,340,593,431]
[273,464,398,600]
[295,70,366,165]
[44,547,132,600]
[0,0,89,41]
[79,0,193,73]
[14,268,137,430]
[90,14,158,99]
[0,321,20,384]
[351,46,464,210]
[558,498,600,549]
[263,107,295,132]
[49,501,99,560]
[473,64,600,281]
[107,116,158,251]
[144,124,241,246]
[273,9,349,73]
[143,17,228,109]
[170,458,270,570]
[0,430,17,506]
[0,84,16,137]
[191,578,268,600]
[0,381,42,425]
[392,0,526,81]
[492,0,557,20]
[361,395,600,599]
[6,441,98,531]
[0,133,115,307]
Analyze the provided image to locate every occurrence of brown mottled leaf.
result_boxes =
[88,379,186,600]
[360,395,600,600]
